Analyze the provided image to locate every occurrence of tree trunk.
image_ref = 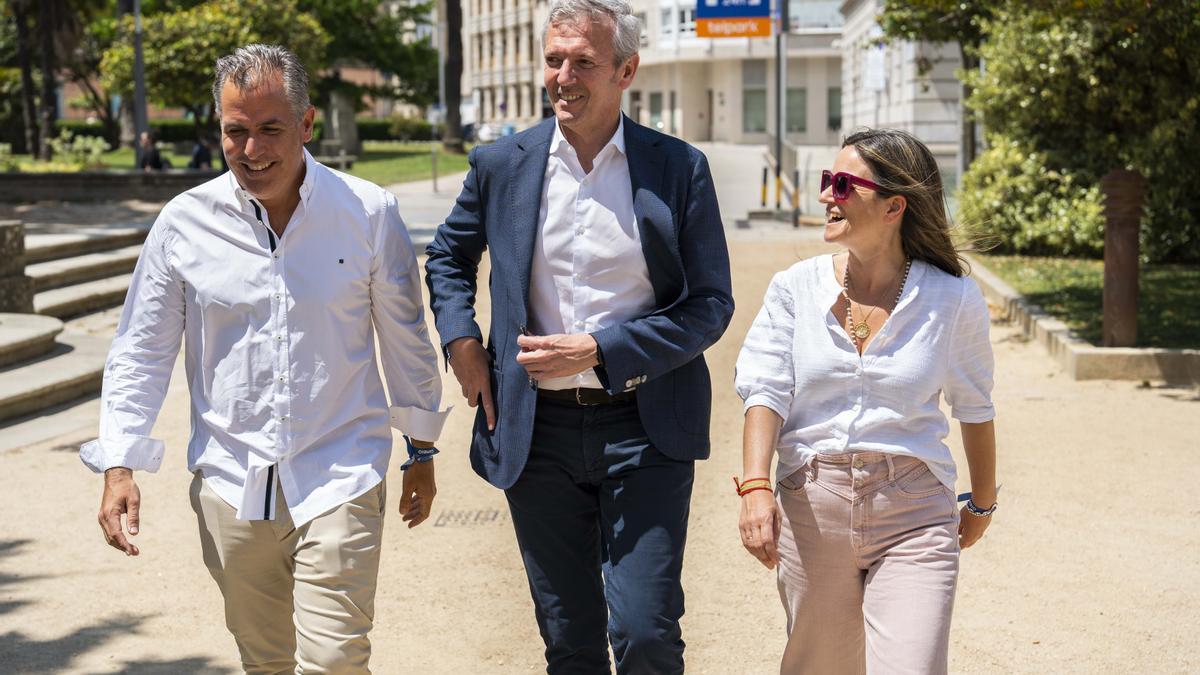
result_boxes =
[36,0,59,161]
[958,48,978,182]
[441,0,465,154]
[13,0,39,156]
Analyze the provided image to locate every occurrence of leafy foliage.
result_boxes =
[100,0,329,125]
[959,135,1104,257]
[298,0,438,106]
[47,128,110,167]
[962,1,1200,263]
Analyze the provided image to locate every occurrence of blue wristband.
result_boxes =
[399,435,438,471]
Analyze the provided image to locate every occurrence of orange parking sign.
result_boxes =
[696,17,772,38]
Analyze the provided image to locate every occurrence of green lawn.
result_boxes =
[979,254,1200,349]
[343,141,471,187]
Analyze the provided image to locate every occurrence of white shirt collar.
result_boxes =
[550,115,626,160]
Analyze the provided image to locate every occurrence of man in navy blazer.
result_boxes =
[425,0,733,671]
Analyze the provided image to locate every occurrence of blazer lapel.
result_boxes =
[624,116,682,308]
[510,119,554,318]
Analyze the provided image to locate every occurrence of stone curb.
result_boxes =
[967,254,1200,384]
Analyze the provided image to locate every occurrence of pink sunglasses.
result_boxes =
[821,170,884,201]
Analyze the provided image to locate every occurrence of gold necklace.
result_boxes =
[843,257,912,346]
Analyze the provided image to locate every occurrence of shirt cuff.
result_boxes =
[389,404,453,443]
[951,405,996,424]
[742,392,791,422]
[80,435,166,474]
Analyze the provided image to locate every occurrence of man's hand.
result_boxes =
[98,467,141,556]
[447,337,495,431]
[399,460,436,528]
[515,333,599,381]
[738,490,781,569]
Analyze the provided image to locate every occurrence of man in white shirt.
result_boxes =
[425,1,733,671]
[82,44,448,674]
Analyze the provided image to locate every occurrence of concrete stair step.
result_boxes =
[27,244,143,292]
[24,226,149,265]
[0,313,65,368]
[0,331,109,424]
[34,273,132,320]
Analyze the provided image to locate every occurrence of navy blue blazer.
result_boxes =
[425,116,734,489]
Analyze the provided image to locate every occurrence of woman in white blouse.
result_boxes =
[734,128,997,674]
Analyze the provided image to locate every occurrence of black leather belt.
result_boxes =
[537,387,636,406]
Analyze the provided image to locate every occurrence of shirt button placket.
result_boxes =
[273,245,288,457]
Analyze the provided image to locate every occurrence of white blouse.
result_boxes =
[734,254,995,489]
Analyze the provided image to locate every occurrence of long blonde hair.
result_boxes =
[844,129,966,277]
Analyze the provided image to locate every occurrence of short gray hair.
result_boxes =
[543,0,641,65]
[212,44,311,121]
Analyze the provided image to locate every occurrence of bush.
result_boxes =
[48,129,111,168]
[56,119,110,139]
[959,135,1104,259]
[388,116,439,141]
[0,143,16,172]
[356,118,394,141]
[56,118,201,144]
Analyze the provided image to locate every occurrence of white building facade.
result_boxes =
[462,0,849,145]
[838,0,964,189]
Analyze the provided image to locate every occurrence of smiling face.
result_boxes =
[820,144,904,247]
[543,16,638,146]
[219,74,314,208]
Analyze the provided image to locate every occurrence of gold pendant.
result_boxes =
[852,322,871,340]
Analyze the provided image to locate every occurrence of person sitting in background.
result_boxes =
[187,134,214,170]
[138,130,165,171]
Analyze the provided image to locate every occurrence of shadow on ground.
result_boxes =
[0,538,230,674]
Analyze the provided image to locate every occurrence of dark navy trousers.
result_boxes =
[505,396,695,675]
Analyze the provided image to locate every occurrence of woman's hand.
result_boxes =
[739,490,782,569]
[958,508,991,549]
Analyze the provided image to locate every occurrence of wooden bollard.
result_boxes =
[1099,169,1146,348]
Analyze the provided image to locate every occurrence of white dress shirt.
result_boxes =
[81,150,449,526]
[735,254,995,489]
[529,116,655,390]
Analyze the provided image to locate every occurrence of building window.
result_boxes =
[650,92,664,130]
[742,60,767,134]
[678,8,696,35]
[828,87,842,130]
[660,8,674,36]
[786,87,806,133]
[635,12,649,46]
[669,90,677,134]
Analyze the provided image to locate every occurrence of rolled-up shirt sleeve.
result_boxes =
[80,218,184,473]
[371,192,451,442]
[735,272,796,421]
[943,277,996,422]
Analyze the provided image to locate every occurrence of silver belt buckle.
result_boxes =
[575,388,586,406]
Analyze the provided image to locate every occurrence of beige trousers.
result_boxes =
[775,453,960,675]
[189,473,386,675]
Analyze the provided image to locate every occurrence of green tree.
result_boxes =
[100,0,328,132]
[965,0,1200,262]
[878,0,1000,170]
[299,0,438,109]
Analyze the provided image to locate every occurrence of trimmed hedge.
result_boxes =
[959,135,1105,259]
[56,118,201,143]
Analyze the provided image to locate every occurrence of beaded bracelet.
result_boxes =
[964,498,997,517]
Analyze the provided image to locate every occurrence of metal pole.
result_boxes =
[132,0,149,169]
[432,1,447,193]
[774,0,788,211]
